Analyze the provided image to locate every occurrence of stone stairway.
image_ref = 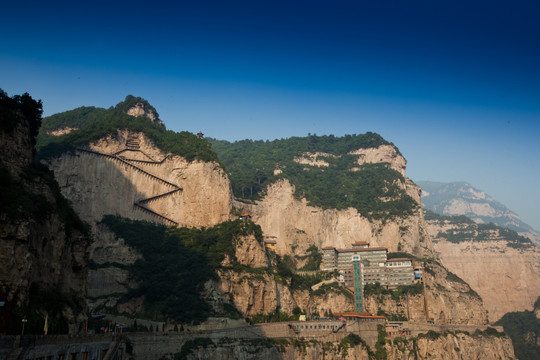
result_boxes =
[125,134,140,149]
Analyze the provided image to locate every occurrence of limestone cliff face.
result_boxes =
[48,130,231,228]
[44,130,231,313]
[214,270,280,316]
[433,240,540,322]
[239,145,430,258]
[426,216,540,322]
[349,144,407,176]
[232,235,269,268]
[211,234,280,316]
[240,178,431,258]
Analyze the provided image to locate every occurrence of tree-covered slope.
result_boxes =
[37,96,218,163]
[209,133,417,220]
[425,210,533,249]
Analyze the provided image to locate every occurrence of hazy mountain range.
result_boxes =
[418,180,540,246]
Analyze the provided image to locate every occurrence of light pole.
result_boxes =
[21,318,27,336]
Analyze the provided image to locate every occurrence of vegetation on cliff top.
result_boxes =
[425,210,533,248]
[101,215,262,322]
[36,96,218,163]
[210,134,417,220]
[0,89,43,151]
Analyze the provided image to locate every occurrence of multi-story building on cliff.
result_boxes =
[322,243,415,288]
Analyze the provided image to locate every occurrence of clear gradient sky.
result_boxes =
[1,1,539,230]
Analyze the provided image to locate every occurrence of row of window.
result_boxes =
[293,324,339,331]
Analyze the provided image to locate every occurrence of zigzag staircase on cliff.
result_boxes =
[76,147,182,226]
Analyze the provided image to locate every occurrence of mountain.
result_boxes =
[0,93,518,359]
[35,96,487,326]
[418,180,540,245]
[424,210,540,322]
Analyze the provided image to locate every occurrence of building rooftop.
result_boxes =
[337,247,388,253]
[333,312,386,319]
[352,241,369,246]
[386,258,412,262]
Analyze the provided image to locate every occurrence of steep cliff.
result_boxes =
[426,212,540,322]
[153,330,514,360]
[385,331,515,360]
[239,178,431,257]
[0,91,90,335]
[210,136,431,258]
[47,130,231,228]
[362,261,488,325]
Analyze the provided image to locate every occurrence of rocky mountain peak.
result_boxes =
[418,180,540,245]
[117,95,163,126]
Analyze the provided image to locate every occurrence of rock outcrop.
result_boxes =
[349,144,407,176]
[0,93,89,334]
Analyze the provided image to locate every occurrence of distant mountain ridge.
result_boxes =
[418,180,540,245]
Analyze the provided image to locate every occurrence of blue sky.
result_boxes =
[1,1,539,230]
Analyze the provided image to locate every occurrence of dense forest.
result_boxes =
[210,134,417,220]
[425,210,533,248]
[36,96,218,163]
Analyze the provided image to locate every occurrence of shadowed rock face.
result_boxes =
[0,96,89,334]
